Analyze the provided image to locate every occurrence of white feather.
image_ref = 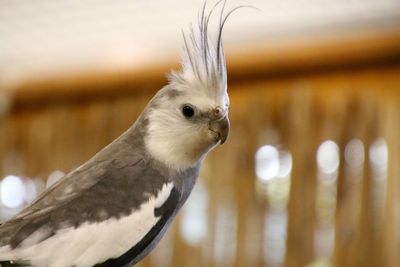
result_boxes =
[145,107,217,171]
[0,182,174,267]
[144,87,228,171]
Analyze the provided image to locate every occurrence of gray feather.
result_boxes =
[0,111,199,266]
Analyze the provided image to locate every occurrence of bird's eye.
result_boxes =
[182,105,195,118]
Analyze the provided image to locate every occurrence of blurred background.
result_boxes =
[1,0,400,266]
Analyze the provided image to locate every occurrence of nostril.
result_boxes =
[214,106,223,117]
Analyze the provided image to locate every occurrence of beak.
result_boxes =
[209,115,230,144]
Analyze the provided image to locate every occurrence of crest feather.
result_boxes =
[169,0,243,95]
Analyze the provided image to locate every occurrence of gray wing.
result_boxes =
[13,158,112,221]
[10,136,139,221]
[0,157,110,247]
[0,150,168,249]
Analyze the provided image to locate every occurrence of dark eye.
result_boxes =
[182,105,195,118]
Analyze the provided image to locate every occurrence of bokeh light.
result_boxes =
[317,140,340,175]
[369,138,388,179]
[256,145,293,182]
[256,145,280,182]
[24,178,38,204]
[277,150,293,178]
[46,170,65,188]
[1,175,26,208]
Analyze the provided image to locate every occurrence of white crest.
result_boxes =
[168,0,244,96]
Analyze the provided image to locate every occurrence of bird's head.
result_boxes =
[143,1,234,171]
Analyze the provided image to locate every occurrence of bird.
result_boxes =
[0,1,236,266]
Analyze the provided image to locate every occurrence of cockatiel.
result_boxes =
[0,1,234,267]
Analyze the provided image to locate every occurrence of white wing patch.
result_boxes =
[0,182,174,267]
[154,183,173,208]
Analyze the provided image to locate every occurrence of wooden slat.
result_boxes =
[3,27,400,112]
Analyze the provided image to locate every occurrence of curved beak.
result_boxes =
[209,115,230,144]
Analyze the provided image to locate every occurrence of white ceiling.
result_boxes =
[0,0,399,85]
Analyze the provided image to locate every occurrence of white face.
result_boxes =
[144,85,230,171]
